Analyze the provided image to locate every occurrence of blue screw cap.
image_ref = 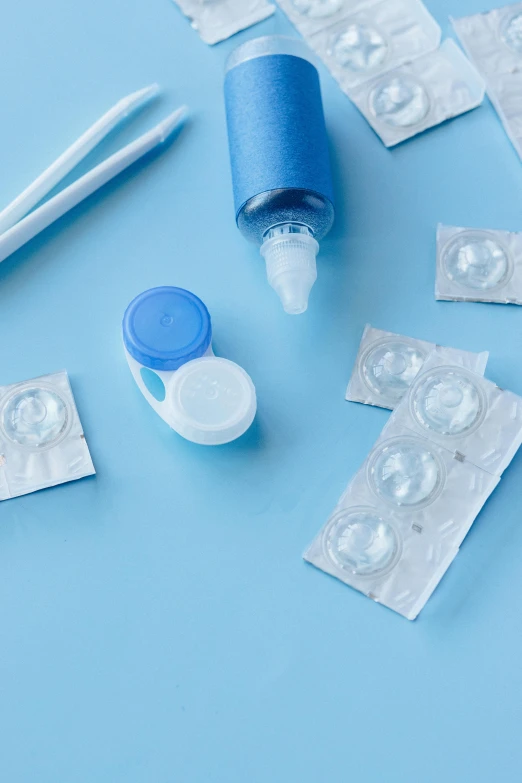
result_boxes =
[123,287,212,371]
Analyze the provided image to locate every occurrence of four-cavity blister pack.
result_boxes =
[346,40,486,147]
[436,224,522,305]
[305,347,522,619]
[346,324,489,410]
[171,0,275,45]
[453,3,522,160]
[123,287,257,446]
[0,371,95,501]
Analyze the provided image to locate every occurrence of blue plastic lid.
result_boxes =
[123,287,212,371]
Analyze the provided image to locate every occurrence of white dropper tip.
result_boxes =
[260,228,319,315]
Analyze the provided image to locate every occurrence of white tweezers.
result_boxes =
[0,84,187,264]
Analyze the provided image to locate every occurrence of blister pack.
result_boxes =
[390,348,522,476]
[452,3,522,159]
[304,425,499,619]
[0,371,95,501]
[171,0,275,45]
[346,39,485,147]
[306,348,522,619]
[277,0,441,90]
[346,324,489,410]
[436,224,522,305]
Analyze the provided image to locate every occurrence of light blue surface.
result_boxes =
[0,1,521,781]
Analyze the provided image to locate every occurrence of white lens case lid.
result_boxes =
[167,356,257,446]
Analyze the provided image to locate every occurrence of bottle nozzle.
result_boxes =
[260,226,319,315]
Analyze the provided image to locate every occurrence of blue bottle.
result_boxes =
[225,36,335,315]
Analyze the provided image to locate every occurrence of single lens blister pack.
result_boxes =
[291,0,441,90]
[436,224,522,304]
[171,0,275,45]
[0,371,95,501]
[346,39,485,146]
[304,427,499,620]
[453,3,522,159]
[346,324,489,410]
[391,348,522,476]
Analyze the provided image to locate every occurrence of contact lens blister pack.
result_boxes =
[171,0,275,45]
[346,324,489,410]
[346,40,485,147]
[391,348,522,476]
[453,3,522,159]
[436,224,522,304]
[0,371,95,501]
[306,348,522,619]
[277,0,441,91]
[304,426,499,620]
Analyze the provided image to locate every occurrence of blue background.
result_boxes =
[0,1,521,781]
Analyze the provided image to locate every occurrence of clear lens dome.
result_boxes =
[330,23,388,72]
[501,12,522,53]
[368,437,444,508]
[2,387,69,448]
[324,507,400,576]
[370,76,430,127]
[411,368,486,436]
[441,231,510,291]
[291,0,342,18]
[361,339,429,405]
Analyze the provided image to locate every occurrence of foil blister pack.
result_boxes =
[306,348,522,619]
[346,40,486,147]
[391,349,522,476]
[295,0,442,91]
[436,223,522,305]
[453,3,522,159]
[346,324,489,410]
[0,371,95,501]
[171,0,275,45]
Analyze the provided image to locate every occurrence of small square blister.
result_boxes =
[0,371,95,501]
[171,0,275,45]
[436,224,522,304]
[346,324,488,410]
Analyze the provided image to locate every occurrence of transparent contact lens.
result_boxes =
[501,12,522,53]
[330,24,388,72]
[361,339,428,404]
[291,0,342,17]
[2,387,69,448]
[324,508,400,576]
[411,368,486,436]
[441,232,510,291]
[368,437,443,507]
[370,76,430,128]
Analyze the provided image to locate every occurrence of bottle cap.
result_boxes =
[168,357,257,445]
[123,287,212,371]
[260,232,319,314]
